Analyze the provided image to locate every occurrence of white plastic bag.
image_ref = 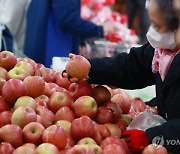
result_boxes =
[51,57,69,73]
[127,109,166,131]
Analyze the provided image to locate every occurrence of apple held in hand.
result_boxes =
[55,107,75,122]
[0,124,23,148]
[23,122,45,145]
[65,54,91,80]
[70,116,96,140]
[74,96,97,118]
[0,111,12,128]
[0,142,15,154]
[0,51,17,71]
[49,92,74,113]
[2,79,27,103]
[23,76,45,98]
[11,106,37,128]
[36,143,59,154]
[68,82,93,100]
[42,125,67,150]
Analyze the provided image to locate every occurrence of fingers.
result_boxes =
[69,53,75,59]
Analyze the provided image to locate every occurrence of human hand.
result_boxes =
[122,129,150,153]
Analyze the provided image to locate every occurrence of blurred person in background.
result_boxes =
[0,0,31,52]
[24,0,113,68]
[127,0,150,44]
[174,0,180,45]
[64,0,180,153]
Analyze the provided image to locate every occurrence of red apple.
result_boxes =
[93,124,111,145]
[0,51,17,71]
[34,63,45,72]
[142,144,168,154]
[23,122,45,145]
[11,106,37,128]
[111,94,131,114]
[0,124,23,148]
[120,139,132,154]
[95,106,114,124]
[35,95,49,108]
[55,120,71,134]
[13,145,36,154]
[132,97,146,112]
[59,149,70,154]
[100,136,125,150]
[0,67,7,79]
[0,78,6,94]
[36,143,59,154]
[92,85,111,106]
[65,134,76,149]
[47,86,68,97]
[65,54,91,80]
[22,143,36,149]
[104,101,122,123]
[14,96,37,110]
[23,76,45,98]
[78,137,97,145]
[55,107,75,122]
[14,61,34,75]
[0,111,12,127]
[102,144,126,154]
[74,96,97,118]
[42,125,67,150]
[104,123,122,137]
[68,82,93,100]
[56,72,71,90]
[49,92,74,113]
[116,119,128,133]
[70,116,96,140]
[2,79,26,103]
[36,106,55,128]
[17,57,36,70]
[0,96,10,112]
[0,142,14,154]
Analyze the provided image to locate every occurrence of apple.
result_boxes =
[111,93,131,114]
[68,82,93,100]
[0,142,14,154]
[35,67,56,83]
[2,79,26,103]
[0,111,12,127]
[35,95,49,107]
[36,143,59,154]
[74,96,97,118]
[22,143,36,149]
[56,72,71,90]
[12,145,36,154]
[55,120,71,134]
[42,125,67,150]
[47,86,68,97]
[104,101,122,123]
[0,67,7,79]
[0,78,6,94]
[14,61,34,75]
[23,76,45,98]
[34,63,45,72]
[142,144,168,154]
[49,92,74,113]
[120,139,132,154]
[65,134,76,149]
[17,57,37,70]
[100,136,125,150]
[69,144,102,154]
[0,124,23,148]
[101,144,126,154]
[55,107,75,122]
[77,137,97,145]
[70,116,96,140]
[132,97,146,112]
[65,54,91,80]
[7,67,30,80]
[92,85,111,106]
[36,106,55,128]
[93,124,111,145]
[116,119,127,133]
[23,122,45,145]
[95,106,114,124]
[59,149,70,154]
[11,106,37,128]
[104,123,122,137]
[120,114,133,125]
[0,96,10,112]
[14,96,37,110]
[0,51,17,71]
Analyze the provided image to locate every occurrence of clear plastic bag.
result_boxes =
[127,109,167,131]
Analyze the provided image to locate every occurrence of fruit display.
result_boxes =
[0,51,167,154]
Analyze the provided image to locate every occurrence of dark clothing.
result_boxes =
[89,43,180,153]
[24,0,103,66]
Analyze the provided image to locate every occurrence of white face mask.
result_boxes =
[146,26,176,50]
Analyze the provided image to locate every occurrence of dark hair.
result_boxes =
[156,0,179,31]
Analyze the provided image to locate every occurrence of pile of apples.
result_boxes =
[0,51,166,154]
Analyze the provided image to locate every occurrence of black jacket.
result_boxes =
[88,43,180,153]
